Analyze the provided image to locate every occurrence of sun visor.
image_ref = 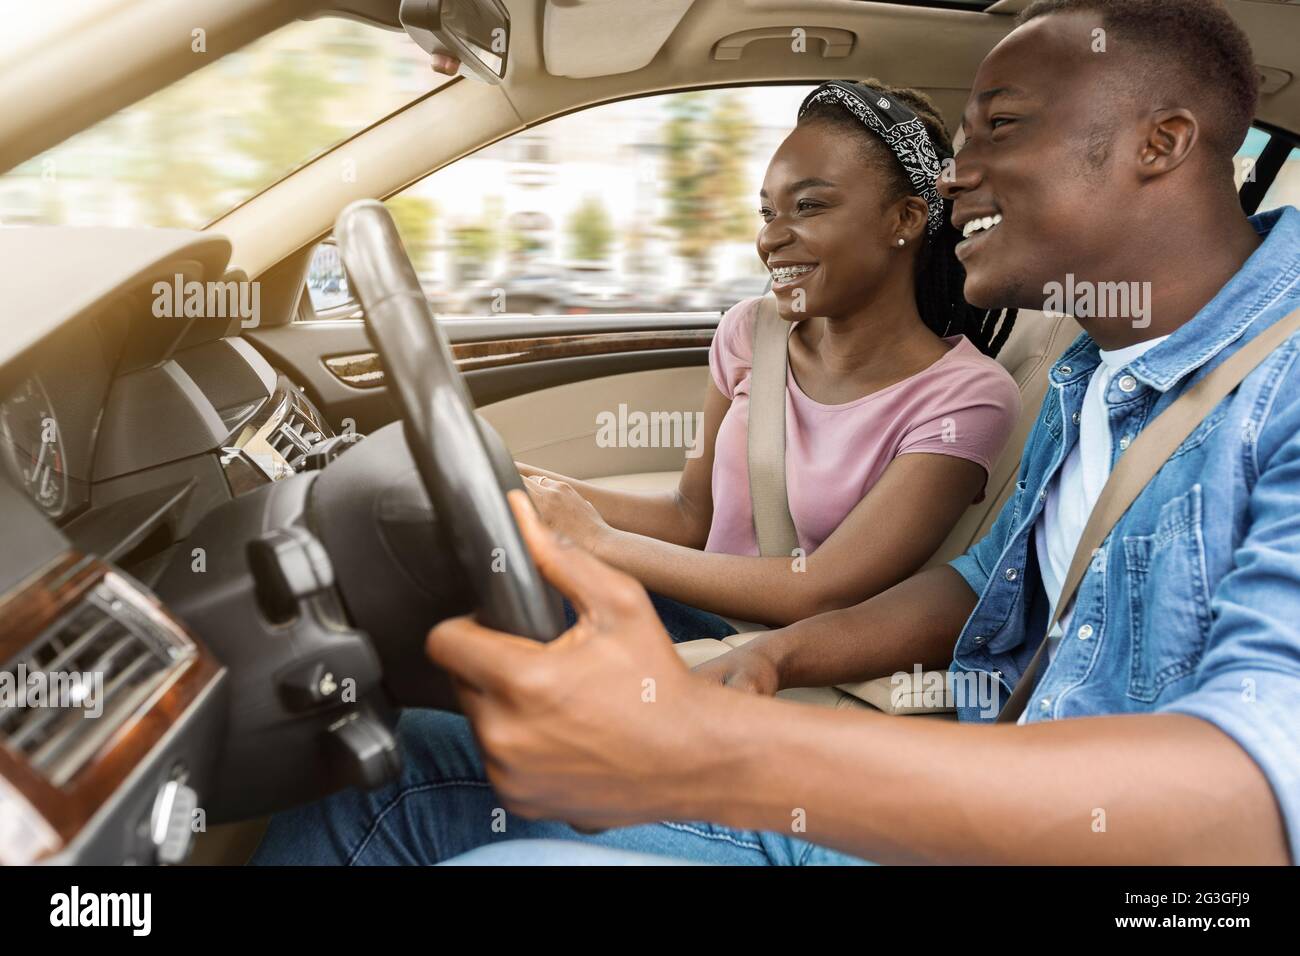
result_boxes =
[543,0,695,78]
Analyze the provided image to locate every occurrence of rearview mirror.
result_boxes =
[399,0,510,84]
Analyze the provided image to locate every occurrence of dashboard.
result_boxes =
[0,303,333,531]
[0,226,341,864]
[0,375,76,520]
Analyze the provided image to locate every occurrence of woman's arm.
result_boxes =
[516,384,729,548]
[533,451,987,626]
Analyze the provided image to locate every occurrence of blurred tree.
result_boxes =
[660,93,709,279]
[566,195,614,261]
[386,195,438,273]
[509,230,548,259]
[453,226,496,264]
[451,195,505,283]
[232,54,343,188]
[622,224,653,277]
[660,91,755,284]
[127,84,228,226]
[704,93,758,244]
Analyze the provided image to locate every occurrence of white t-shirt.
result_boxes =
[1020,335,1169,722]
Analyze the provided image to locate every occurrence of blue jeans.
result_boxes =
[251,708,869,866]
[565,591,737,644]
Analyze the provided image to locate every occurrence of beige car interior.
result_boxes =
[4,0,1296,862]
[490,309,1082,714]
[7,0,1287,704]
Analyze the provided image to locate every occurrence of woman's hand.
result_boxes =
[523,474,612,553]
[691,646,781,696]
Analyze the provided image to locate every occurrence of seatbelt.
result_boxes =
[997,303,1300,722]
[746,293,800,557]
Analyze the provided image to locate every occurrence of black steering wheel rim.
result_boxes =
[334,199,565,642]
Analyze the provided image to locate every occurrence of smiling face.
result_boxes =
[757,119,922,320]
[941,12,1146,310]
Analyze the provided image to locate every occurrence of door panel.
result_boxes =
[246,313,718,435]
[479,365,711,478]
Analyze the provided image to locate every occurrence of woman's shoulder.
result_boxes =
[712,295,765,364]
[938,338,1018,389]
[910,337,1022,413]
[718,295,765,345]
[709,296,766,398]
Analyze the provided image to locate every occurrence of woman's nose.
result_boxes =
[757,220,794,256]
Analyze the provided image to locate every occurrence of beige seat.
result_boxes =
[672,310,1082,713]
[587,471,680,494]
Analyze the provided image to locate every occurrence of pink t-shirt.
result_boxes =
[705,297,1021,557]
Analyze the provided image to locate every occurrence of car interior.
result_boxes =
[0,0,1297,865]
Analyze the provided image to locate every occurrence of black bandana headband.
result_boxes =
[798,81,947,236]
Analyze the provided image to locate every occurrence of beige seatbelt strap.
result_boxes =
[747,293,801,557]
[998,303,1300,722]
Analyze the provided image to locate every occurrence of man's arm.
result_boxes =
[698,565,976,691]
[681,691,1289,864]
[697,452,1025,688]
[427,492,1291,865]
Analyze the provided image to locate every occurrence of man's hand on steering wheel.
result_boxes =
[426,491,716,830]
[336,199,564,642]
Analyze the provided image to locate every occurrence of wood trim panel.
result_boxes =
[323,329,716,388]
[0,552,222,861]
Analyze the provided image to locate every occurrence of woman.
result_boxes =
[520,80,1020,634]
[251,79,1023,867]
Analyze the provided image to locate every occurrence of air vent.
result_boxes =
[0,573,195,787]
[268,405,325,470]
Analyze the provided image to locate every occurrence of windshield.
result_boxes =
[0,16,449,229]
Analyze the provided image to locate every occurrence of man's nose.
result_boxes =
[936,152,981,202]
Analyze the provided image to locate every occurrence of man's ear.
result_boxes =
[1137,108,1198,179]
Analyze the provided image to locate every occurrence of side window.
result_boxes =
[1259,146,1300,213]
[1233,127,1271,191]
[1235,126,1300,214]
[362,85,818,318]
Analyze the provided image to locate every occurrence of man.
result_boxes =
[254,0,1297,865]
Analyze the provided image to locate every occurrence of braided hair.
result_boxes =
[798,80,1017,358]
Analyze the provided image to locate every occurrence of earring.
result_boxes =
[897,238,905,246]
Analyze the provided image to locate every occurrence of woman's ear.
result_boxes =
[893,195,929,247]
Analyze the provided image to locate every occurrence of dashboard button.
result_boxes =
[247,526,334,622]
[150,779,199,865]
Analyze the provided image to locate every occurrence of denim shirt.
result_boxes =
[949,206,1300,860]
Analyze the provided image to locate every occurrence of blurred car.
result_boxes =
[452,261,669,315]
[453,265,570,314]
[419,278,458,315]
[672,274,770,313]
[555,262,669,314]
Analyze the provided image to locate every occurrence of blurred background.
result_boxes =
[0,16,815,317]
[3,13,1295,318]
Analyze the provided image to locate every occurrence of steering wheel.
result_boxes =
[334,199,565,642]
